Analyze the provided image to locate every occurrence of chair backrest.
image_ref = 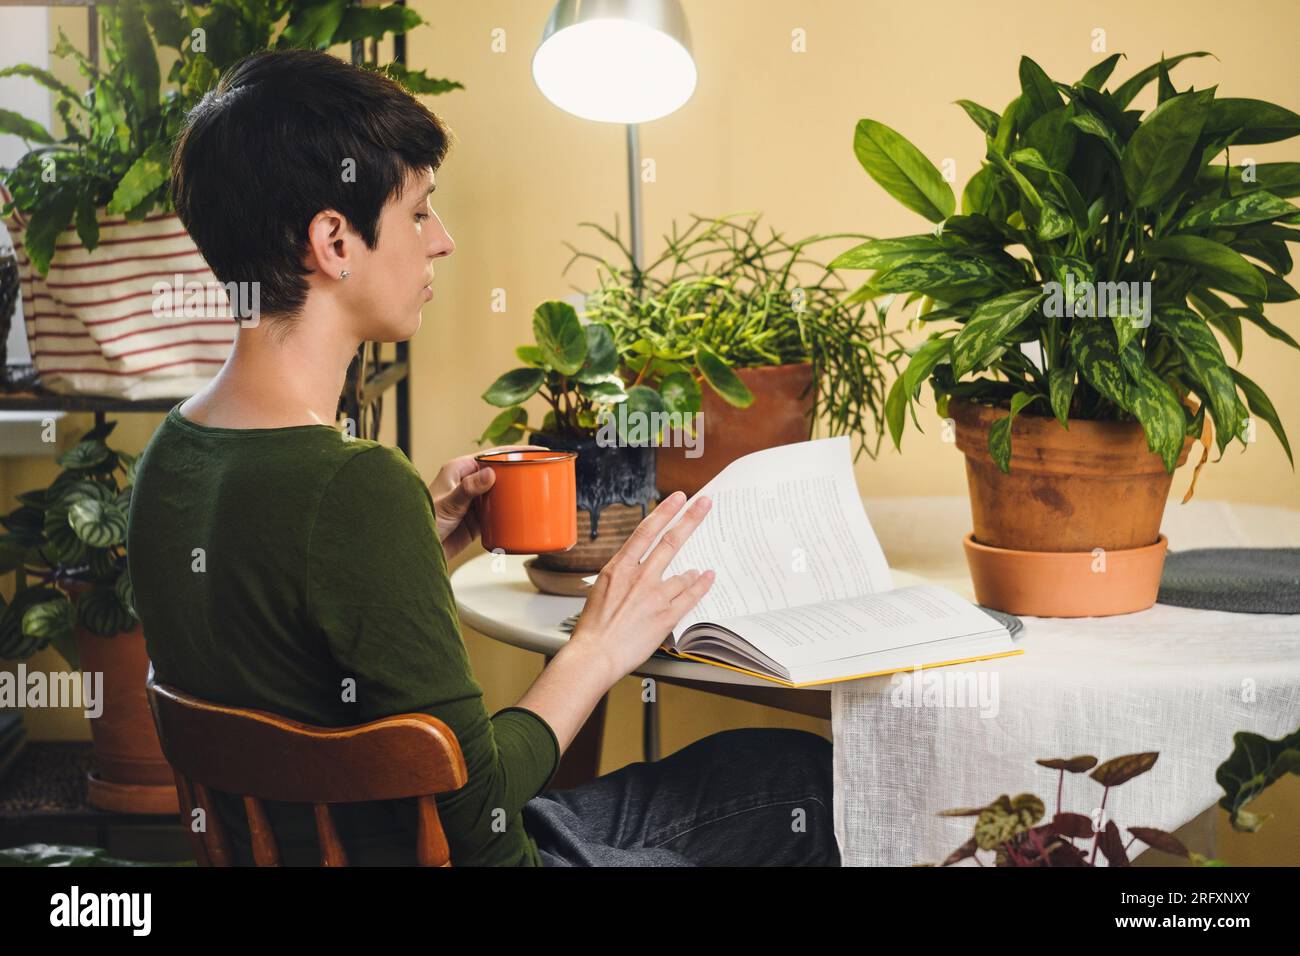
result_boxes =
[145,677,468,867]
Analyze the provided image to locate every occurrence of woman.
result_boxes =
[127,48,839,867]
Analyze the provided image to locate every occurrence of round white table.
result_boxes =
[452,495,1300,864]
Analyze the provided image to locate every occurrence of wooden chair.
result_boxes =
[145,677,468,867]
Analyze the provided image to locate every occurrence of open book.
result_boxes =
[640,436,1023,687]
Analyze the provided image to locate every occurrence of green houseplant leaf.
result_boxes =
[1144,235,1268,298]
[1121,89,1213,208]
[951,289,1043,378]
[695,343,754,408]
[852,119,955,223]
[1215,727,1300,832]
[988,390,1045,472]
[532,300,587,376]
[482,368,545,407]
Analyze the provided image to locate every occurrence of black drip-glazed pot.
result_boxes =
[531,431,657,572]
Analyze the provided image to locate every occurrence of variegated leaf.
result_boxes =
[1070,320,1129,411]
[951,289,1043,378]
[1153,307,1249,453]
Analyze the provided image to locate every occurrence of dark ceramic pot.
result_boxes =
[531,431,657,573]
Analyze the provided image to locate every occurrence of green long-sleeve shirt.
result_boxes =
[126,403,560,866]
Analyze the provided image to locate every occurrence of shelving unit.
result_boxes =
[0,0,413,453]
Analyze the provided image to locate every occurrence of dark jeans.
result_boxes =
[522,727,840,866]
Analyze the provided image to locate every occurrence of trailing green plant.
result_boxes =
[836,52,1300,474]
[479,300,639,444]
[0,0,462,275]
[0,420,140,667]
[565,212,901,461]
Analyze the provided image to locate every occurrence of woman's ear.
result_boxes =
[303,208,352,280]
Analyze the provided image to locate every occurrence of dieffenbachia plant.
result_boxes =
[834,52,1299,473]
[0,420,139,667]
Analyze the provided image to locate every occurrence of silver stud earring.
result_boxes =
[339,270,351,279]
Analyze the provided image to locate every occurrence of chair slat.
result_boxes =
[192,781,233,866]
[314,803,349,867]
[416,794,451,867]
[173,772,211,867]
[244,796,281,866]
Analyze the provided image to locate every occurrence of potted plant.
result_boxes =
[480,300,658,595]
[931,721,1300,866]
[836,52,1298,616]
[0,420,175,813]
[566,212,901,497]
[0,0,461,396]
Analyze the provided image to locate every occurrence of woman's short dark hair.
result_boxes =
[171,48,453,323]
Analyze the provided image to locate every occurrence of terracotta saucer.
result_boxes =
[524,558,592,597]
[962,533,1169,618]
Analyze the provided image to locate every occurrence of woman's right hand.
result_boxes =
[566,491,716,685]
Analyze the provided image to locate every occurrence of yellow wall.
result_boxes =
[2,0,1296,863]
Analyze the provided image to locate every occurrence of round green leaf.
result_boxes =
[478,405,527,443]
[695,345,754,408]
[22,597,76,644]
[0,587,63,658]
[56,440,112,471]
[55,479,112,507]
[576,376,627,404]
[618,385,668,445]
[573,323,617,382]
[68,498,127,548]
[42,504,87,566]
[515,344,545,367]
[658,370,702,415]
[532,300,587,375]
[482,367,544,407]
[76,585,134,637]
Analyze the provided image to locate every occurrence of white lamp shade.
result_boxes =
[533,0,697,124]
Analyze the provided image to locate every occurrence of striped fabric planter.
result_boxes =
[2,184,235,400]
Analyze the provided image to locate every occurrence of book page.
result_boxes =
[641,436,893,639]
[686,584,1007,672]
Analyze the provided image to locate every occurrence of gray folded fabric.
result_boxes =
[1158,548,1300,614]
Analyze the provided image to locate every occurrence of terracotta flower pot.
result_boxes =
[656,362,816,498]
[948,398,1194,617]
[61,582,179,814]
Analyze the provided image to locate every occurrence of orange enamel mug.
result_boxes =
[473,449,579,554]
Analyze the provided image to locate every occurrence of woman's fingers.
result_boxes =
[641,495,713,578]
[663,568,701,601]
[606,492,688,572]
[668,568,716,615]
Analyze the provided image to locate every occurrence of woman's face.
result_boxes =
[347,165,454,341]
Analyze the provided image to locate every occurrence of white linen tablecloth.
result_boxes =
[833,497,1300,867]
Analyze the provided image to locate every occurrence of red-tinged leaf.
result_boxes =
[940,837,979,866]
[1037,755,1099,773]
[1098,820,1130,866]
[1129,826,1190,858]
[1046,840,1091,866]
[1091,752,1159,787]
[1050,812,1095,839]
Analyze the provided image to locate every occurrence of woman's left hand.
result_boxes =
[429,445,548,562]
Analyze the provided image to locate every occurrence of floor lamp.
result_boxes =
[533,0,698,762]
